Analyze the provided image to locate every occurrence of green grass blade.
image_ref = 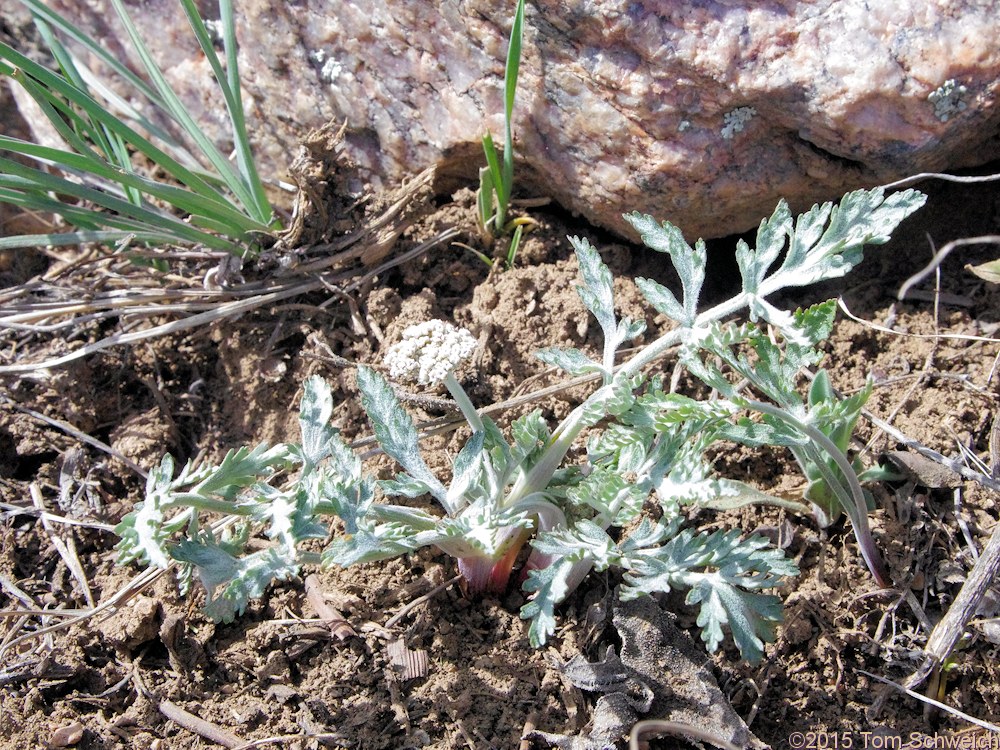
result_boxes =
[0,187,103,230]
[482,132,507,229]
[105,130,145,207]
[7,61,115,167]
[0,136,270,233]
[19,0,164,109]
[506,222,523,268]
[0,230,183,251]
[2,49,271,239]
[33,21,145,206]
[501,0,524,197]
[106,0,259,216]
[179,0,274,226]
[477,165,496,231]
[0,185,227,242]
[22,0,265,185]
[0,177,240,245]
[0,184,230,244]
[22,0,229,172]
[35,20,100,127]
[1,0,276,254]
[23,0,206,171]
[0,44,231,203]
[0,160,233,248]
[72,63,203,171]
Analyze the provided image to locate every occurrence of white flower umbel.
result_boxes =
[384,320,483,432]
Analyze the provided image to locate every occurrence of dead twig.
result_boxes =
[862,412,1000,494]
[1,394,147,477]
[0,609,89,619]
[837,298,1000,347]
[0,574,37,609]
[518,713,539,750]
[303,574,356,640]
[159,699,245,748]
[228,733,345,750]
[0,174,453,376]
[0,512,242,661]
[879,171,1000,190]
[30,483,95,608]
[0,566,164,663]
[384,574,461,629]
[859,669,1000,733]
[897,235,1000,301]
[0,280,325,374]
[0,501,116,531]
[905,517,1000,691]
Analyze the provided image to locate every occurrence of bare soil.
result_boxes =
[2,155,1000,750]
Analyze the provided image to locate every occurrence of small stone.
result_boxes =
[49,721,84,747]
[265,684,299,704]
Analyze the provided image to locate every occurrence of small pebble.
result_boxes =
[49,721,85,747]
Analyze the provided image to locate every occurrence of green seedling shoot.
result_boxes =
[478,0,525,241]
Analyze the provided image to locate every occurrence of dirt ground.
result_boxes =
[2,121,1000,750]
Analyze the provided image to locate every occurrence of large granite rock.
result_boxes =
[8,0,1000,239]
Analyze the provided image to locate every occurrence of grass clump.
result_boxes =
[0,0,278,257]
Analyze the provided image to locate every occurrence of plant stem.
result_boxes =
[507,291,751,505]
[457,526,531,593]
[443,372,485,433]
[167,493,252,515]
[746,399,890,586]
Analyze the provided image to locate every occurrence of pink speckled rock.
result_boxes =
[8,0,1000,239]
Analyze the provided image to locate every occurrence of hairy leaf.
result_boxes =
[736,199,793,296]
[379,473,437,498]
[322,521,423,567]
[521,556,577,647]
[535,346,603,376]
[248,482,325,553]
[172,540,299,623]
[297,375,340,468]
[427,503,534,558]
[570,235,617,339]
[621,528,797,661]
[686,577,785,661]
[566,469,645,526]
[568,235,645,376]
[510,409,550,470]
[191,443,291,500]
[718,416,807,448]
[767,188,927,290]
[356,365,448,506]
[626,211,706,327]
[446,430,489,512]
[634,276,686,325]
[317,470,376,535]
[114,455,174,568]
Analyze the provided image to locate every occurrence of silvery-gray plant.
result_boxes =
[116,187,926,661]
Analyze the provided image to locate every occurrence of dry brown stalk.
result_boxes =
[303,573,356,640]
[158,699,245,748]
